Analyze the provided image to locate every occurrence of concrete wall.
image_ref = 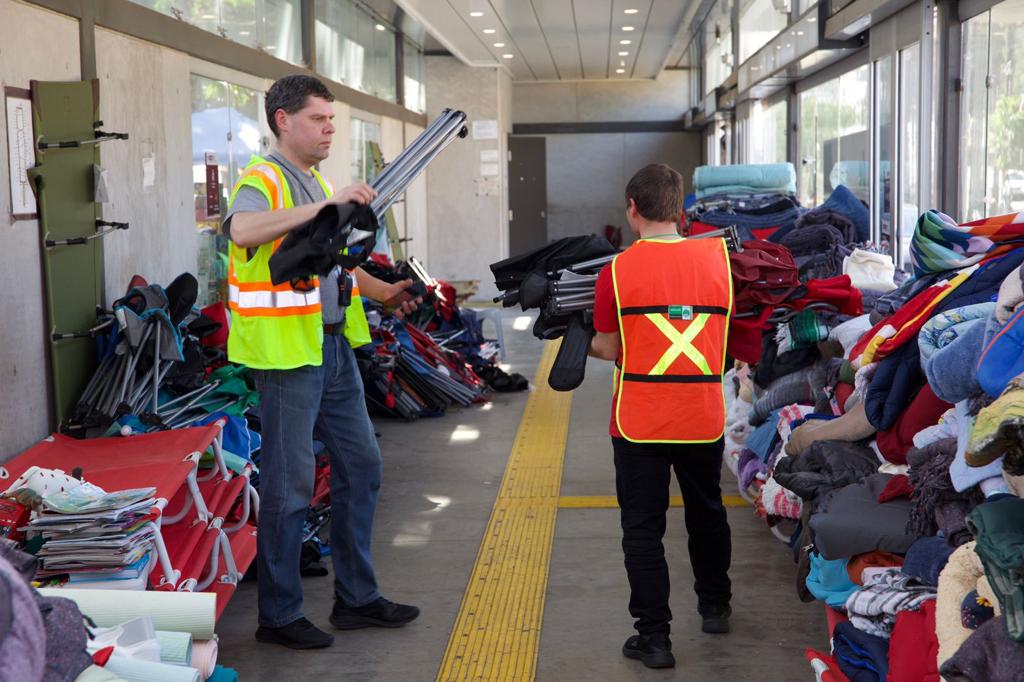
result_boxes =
[425,57,510,300]
[545,132,702,243]
[96,28,195,304]
[511,70,699,244]
[0,0,81,458]
[512,70,691,123]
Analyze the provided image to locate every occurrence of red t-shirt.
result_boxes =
[593,264,623,437]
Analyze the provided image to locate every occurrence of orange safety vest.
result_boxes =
[611,236,733,443]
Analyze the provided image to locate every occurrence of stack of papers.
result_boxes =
[24,485,159,584]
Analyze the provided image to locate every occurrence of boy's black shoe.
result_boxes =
[622,633,675,669]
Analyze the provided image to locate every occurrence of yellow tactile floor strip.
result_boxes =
[436,341,571,682]
[559,494,750,509]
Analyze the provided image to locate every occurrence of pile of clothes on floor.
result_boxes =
[686,163,803,241]
[723,203,1024,681]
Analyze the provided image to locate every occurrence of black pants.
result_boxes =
[613,437,732,635]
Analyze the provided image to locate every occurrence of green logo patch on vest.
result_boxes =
[668,305,693,320]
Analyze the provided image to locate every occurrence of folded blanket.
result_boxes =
[918,303,995,361]
[844,249,897,293]
[811,474,919,560]
[940,616,1024,681]
[693,162,797,196]
[833,620,890,682]
[820,184,870,242]
[936,541,1001,666]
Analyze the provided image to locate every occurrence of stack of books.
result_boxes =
[27,484,159,589]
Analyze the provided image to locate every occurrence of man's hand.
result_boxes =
[329,183,377,206]
[383,278,423,320]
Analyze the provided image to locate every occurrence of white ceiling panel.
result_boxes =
[398,0,697,81]
[488,0,561,80]
[573,0,614,79]
[532,1,584,80]
[629,0,691,77]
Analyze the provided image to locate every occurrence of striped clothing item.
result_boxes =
[845,567,937,638]
[911,209,1024,277]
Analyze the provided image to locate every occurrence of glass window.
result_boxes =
[875,56,894,252]
[798,64,870,206]
[351,117,382,183]
[959,0,1024,221]
[403,39,426,113]
[800,0,818,15]
[748,99,788,163]
[739,0,789,64]
[130,0,303,65]
[316,0,397,103]
[191,75,270,307]
[898,43,921,267]
[703,0,735,95]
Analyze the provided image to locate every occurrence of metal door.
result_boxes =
[508,136,547,255]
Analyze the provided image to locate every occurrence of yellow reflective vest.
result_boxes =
[226,155,371,370]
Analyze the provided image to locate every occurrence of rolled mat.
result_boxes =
[156,630,193,666]
[37,588,216,639]
[102,658,200,682]
[190,639,218,680]
[74,665,127,682]
[206,666,238,682]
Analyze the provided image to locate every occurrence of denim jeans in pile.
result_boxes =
[252,333,382,628]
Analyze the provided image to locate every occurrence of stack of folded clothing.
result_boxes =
[687,163,802,241]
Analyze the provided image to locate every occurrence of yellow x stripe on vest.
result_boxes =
[644,313,713,376]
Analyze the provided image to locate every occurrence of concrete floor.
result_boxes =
[217,310,826,680]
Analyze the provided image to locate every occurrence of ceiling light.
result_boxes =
[502,53,514,59]
[483,28,496,34]
[622,26,635,31]
[469,11,484,17]
[797,30,804,35]
[624,8,639,13]
[808,16,817,21]
[615,68,625,73]
[375,23,386,31]
[620,60,625,66]
[618,51,629,56]
[620,39,632,44]
[493,42,505,47]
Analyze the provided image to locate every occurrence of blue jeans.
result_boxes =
[252,334,383,628]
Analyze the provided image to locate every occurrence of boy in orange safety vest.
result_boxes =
[590,163,734,670]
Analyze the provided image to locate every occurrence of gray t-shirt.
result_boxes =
[225,152,347,324]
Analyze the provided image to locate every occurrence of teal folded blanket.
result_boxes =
[693,163,796,198]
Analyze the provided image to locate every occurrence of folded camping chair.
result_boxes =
[0,421,256,600]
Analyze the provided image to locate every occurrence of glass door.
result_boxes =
[868,6,922,268]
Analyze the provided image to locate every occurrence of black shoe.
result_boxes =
[255,617,334,649]
[330,597,420,629]
[622,633,675,669]
[701,604,732,634]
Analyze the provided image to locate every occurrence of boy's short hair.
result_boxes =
[625,164,684,223]
[266,75,335,137]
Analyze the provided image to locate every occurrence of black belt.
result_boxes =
[620,373,722,383]
[323,323,344,336]
[619,305,729,316]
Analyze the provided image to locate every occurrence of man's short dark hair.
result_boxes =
[624,164,684,223]
[265,75,335,137]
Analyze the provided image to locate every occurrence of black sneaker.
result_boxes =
[330,597,420,629]
[622,633,675,669]
[701,604,732,634]
[255,617,334,649]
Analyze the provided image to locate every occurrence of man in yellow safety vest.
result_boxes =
[224,75,419,650]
